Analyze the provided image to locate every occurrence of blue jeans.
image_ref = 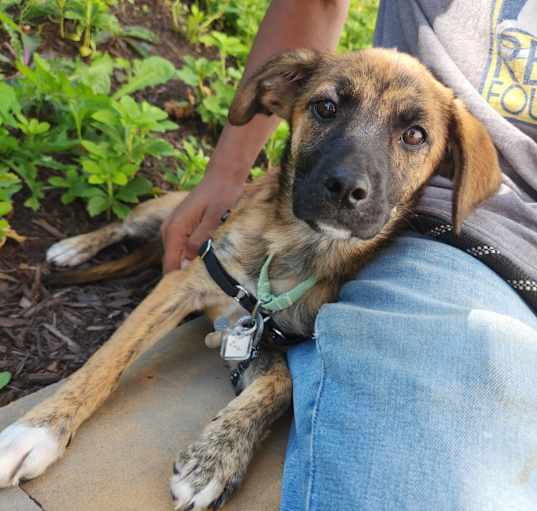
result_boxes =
[280,233,537,511]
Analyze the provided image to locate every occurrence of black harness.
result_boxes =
[199,239,310,388]
[198,239,309,346]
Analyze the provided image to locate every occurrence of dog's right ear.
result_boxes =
[449,99,502,233]
[228,49,321,125]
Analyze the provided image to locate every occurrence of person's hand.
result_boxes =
[161,173,245,273]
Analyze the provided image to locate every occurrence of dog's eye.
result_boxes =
[311,100,337,121]
[401,126,427,147]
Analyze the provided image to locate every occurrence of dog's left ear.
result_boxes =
[228,49,321,125]
[449,99,502,233]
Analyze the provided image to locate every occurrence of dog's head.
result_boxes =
[229,48,501,240]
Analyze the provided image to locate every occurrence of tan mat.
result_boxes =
[0,317,288,511]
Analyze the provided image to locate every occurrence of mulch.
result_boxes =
[0,267,161,407]
[0,188,162,407]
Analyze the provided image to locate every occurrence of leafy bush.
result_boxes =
[164,136,209,190]
[0,53,179,241]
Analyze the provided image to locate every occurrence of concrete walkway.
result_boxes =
[0,317,289,510]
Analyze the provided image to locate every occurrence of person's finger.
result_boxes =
[162,226,189,273]
[162,207,203,273]
[160,215,171,245]
[182,210,223,262]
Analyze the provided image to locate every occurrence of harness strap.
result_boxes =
[199,239,258,312]
[198,239,309,348]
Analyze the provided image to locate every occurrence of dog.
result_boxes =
[0,48,501,510]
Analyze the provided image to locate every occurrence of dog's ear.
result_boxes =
[449,99,502,233]
[228,49,321,125]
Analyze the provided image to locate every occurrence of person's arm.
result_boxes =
[162,0,350,272]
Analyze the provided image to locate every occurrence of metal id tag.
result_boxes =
[220,315,262,361]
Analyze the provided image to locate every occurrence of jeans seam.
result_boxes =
[305,336,326,511]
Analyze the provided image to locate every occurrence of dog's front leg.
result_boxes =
[0,261,222,487]
[170,350,292,510]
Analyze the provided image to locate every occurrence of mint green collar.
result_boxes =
[256,255,317,312]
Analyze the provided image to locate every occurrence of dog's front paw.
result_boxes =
[170,440,242,511]
[0,423,63,487]
[46,235,100,267]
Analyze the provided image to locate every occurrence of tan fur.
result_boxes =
[1,49,502,510]
[450,99,502,232]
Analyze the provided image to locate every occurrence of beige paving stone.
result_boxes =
[0,487,43,511]
[0,317,289,511]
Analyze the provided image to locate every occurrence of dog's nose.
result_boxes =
[323,169,369,207]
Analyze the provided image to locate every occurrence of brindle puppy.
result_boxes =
[0,49,501,510]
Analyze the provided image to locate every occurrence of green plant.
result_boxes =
[338,0,378,52]
[264,122,289,169]
[63,0,119,56]
[0,80,75,244]
[0,372,12,391]
[0,53,180,226]
[176,55,219,101]
[0,6,40,68]
[200,31,246,79]
[170,0,228,45]
[0,165,22,246]
[198,74,238,128]
[174,1,266,130]
[56,0,67,37]
[177,55,239,128]
[164,136,209,190]
[79,96,176,218]
[219,0,267,51]
[113,56,176,99]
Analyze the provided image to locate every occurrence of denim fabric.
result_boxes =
[280,233,537,511]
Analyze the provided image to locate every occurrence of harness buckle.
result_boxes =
[199,239,212,260]
[233,285,249,303]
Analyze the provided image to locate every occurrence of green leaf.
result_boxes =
[0,371,11,391]
[112,172,128,186]
[143,139,175,157]
[0,83,21,125]
[87,195,109,217]
[115,175,152,203]
[115,95,139,119]
[112,201,131,219]
[0,201,12,216]
[79,187,106,199]
[91,109,117,125]
[82,159,103,175]
[24,196,40,211]
[81,140,108,159]
[48,176,68,187]
[71,54,115,95]
[122,25,158,43]
[88,174,105,185]
[176,66,198,88]
[113,57,176,99]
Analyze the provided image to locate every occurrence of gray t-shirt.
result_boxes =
[375,0,537,302]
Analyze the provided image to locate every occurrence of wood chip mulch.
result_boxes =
[0,266,161,407]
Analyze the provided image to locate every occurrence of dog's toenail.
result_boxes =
[172,463,179,475]
[185,503,194,511]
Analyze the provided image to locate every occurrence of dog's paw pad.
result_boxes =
[46,235,98,267]
[0,423,62,487]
